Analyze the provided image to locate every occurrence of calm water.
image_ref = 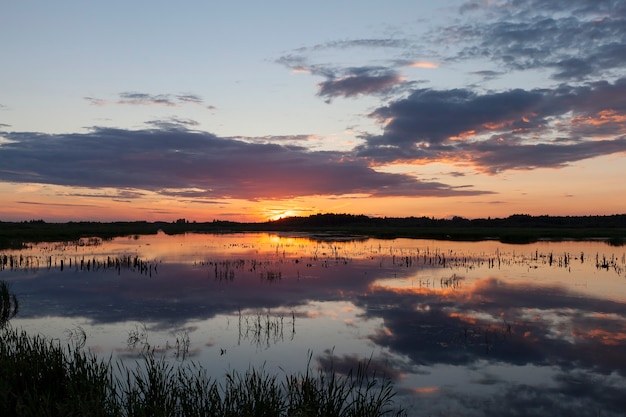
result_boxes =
[2,232,625,416]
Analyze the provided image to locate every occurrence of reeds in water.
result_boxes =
[0,327,406,417]
[0,280,18,329]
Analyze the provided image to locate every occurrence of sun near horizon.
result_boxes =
[1,1,624,224]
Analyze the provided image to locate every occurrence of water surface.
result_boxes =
[2,232,625,416]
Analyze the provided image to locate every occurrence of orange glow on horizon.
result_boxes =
[267,209,298,221]
[1,151,625,224]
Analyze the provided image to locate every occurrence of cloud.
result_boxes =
[447,0,626,81]
[230,134,318,144]
[278,58,411,100]
[144,117,200,130]
[277,39,419,100]
[118,92,178,106]
[0,127,491,200]
[317,67,404,100]
[356,78,626,172]
[17,201,103,208]
[174,94,204,105]
[293,38,408,53]
[83,97,107,106]
[65,189,146,200]
[84,92,215,109]
[469,70,503,80]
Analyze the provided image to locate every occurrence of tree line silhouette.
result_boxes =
[1,213,625,249]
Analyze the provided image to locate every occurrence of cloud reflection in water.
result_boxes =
[2,233,625,416]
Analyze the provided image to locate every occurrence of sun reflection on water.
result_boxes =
[2,233,626,416]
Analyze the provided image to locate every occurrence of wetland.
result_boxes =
[1,229,626,416]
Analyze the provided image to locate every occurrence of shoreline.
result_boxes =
[2,214,625,249]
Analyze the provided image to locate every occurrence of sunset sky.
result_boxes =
[1,0,625,222]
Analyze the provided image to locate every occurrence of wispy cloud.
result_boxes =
[230,134,320,144]
[276,39,420,100]
[17,201,103,208]
[446,0,626,81]
[84,92,216,110]
[317,67,405,100]
[118,92,178,106]
[83,97,107,106]
[145,117,200,130]
[293,38,408,53]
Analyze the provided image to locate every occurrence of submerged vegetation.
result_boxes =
[1,213,625,249]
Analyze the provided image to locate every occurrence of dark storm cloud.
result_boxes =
[450,0,626,81]
[356,78,626,172]
[0,127,490,200]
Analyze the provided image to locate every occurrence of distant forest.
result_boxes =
[1,213,625,249]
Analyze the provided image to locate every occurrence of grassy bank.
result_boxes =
[0,279,406,417]
[0,328,406,417]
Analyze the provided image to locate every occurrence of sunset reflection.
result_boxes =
[2,233,626,416]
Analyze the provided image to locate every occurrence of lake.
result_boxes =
[2,232,625,416]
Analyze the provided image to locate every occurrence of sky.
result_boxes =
[1,0,625,222]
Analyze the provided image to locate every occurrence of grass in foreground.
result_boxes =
[0,326,407,417]
[0,281,19,328]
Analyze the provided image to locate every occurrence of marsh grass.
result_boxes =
[0,327,406,417]
[0,280,18,328]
